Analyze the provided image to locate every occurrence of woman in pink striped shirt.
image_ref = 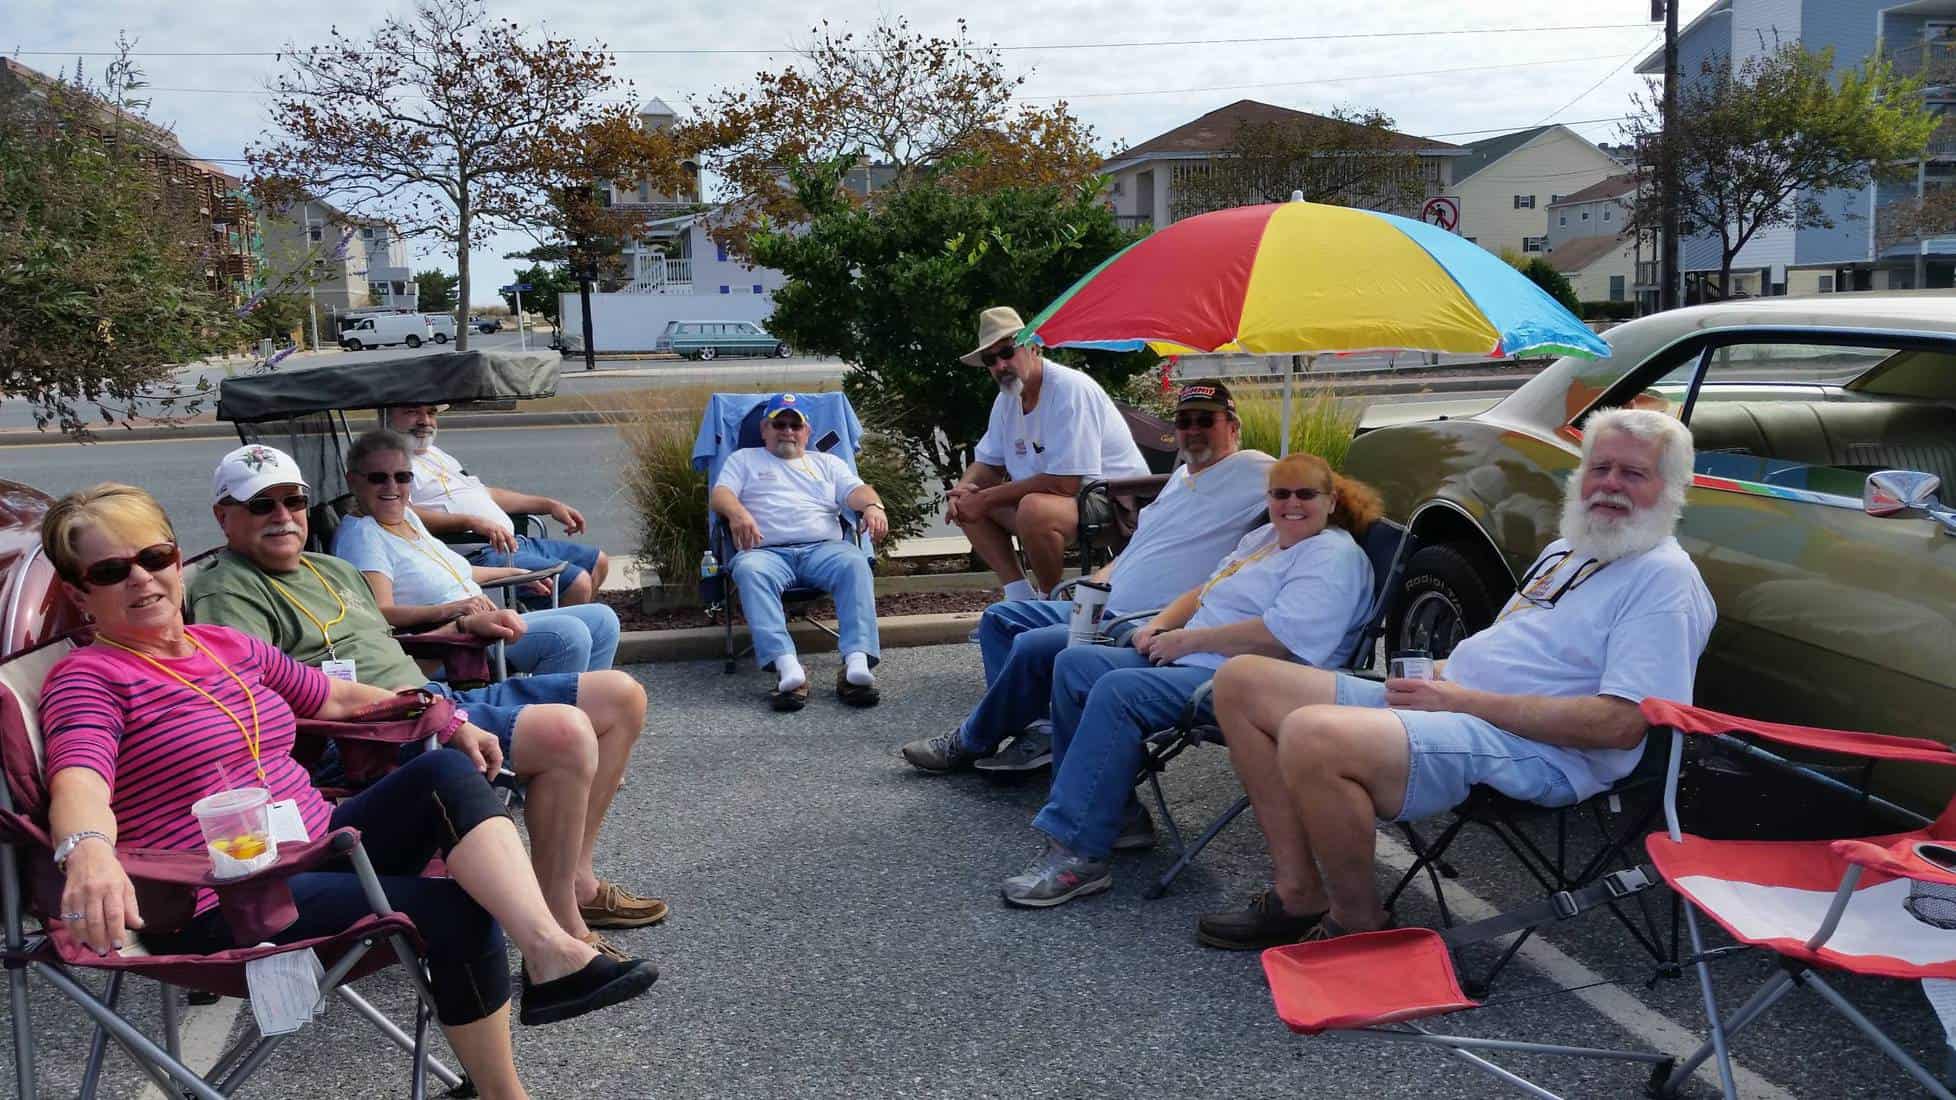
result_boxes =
[38,485,654,1099]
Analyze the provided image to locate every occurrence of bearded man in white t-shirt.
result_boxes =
[1195,407,1716,951]
[710,393,890,712]
[945,306,1150,599]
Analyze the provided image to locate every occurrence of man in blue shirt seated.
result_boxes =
[902,381,1273,774]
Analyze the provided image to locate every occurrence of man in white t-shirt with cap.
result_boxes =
[946,306,1150,600]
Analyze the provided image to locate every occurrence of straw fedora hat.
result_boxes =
[958,306,1027,367]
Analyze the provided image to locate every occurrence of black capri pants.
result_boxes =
[152,749,514,1025]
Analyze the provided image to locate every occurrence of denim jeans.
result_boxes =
[466,535,603,610]
[1033,645,1214,860]
[504,602,620,675]
[730,541,878,669]
[960,601,1142,754]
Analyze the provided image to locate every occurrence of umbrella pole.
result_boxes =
[1279,354,1302,457]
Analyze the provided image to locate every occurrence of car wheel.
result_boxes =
[344,339,363,351]
[1389,543,1509,658]
[405,335,423,348]
[700,346,717,361]
[434,333,448,344]
[775,343,790,358]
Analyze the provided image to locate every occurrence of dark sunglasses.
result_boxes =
[231,493,310,517]
[360,470,415,485]
[78,543,180,588]
[1266,486,1327,502]
[980,343,1016,367]
[1174,412,1219,429]
[768,417,806,431]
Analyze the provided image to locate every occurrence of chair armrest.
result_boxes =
[1099,474,1172,499]
[1102,608,1161,637]
[115,829,359,890]
[1834,837,1956,887]
[1639,699,1956,767]
[477,563,567,592]
[1177,678,1217,729]
[393,630,494,654]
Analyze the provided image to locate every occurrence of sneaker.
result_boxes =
[1000,844,1111,909]
[1112,803,1157,851]
[1196,889,1327,951]
[973,724,1054,773]
[901,731,983,773]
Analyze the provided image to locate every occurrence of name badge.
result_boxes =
[320,659,357,683]
[265,799,310,844]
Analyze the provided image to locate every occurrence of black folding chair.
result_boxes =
[1138,518,1413,898]
[1073,474,1171,576]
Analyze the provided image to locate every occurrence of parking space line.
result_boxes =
[1376,833,1794,1099]
[132,995,241,1100]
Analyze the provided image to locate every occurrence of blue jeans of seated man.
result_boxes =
[1033,645,1214,860]
[504,603,620,676]
[730,541,879,670]
[959,600,1139,754]
[466,535,602,610]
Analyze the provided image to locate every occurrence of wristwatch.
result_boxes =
[53,830,109,871]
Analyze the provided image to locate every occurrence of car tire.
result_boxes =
[344,339,364,351]
[775,343,790,358]
[700,346,717,361]
[406,335,423,348]
[1389,543,1510,659]
[434,333,448,344]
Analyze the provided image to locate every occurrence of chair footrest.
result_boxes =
[1262,928,1480,1034]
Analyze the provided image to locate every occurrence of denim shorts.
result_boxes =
[421,673,582,764]
[1332,675,1579,822]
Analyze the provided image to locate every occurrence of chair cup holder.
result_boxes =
[1905,843,1956,930]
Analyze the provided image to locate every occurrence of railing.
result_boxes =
[1933,115,1956,157]
[1114,214,1153,231]
[1888,39,1956,83]
[626,255,693,293]
[605,199,698,219]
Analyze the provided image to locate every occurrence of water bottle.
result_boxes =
[699,549,724,606]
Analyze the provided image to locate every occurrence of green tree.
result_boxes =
[0,45,250,436]
[246,293,310,342]
[500,264,575,327]
[1510,257,1582,317]
[414,269,459,313]
[1628,42,1939,298]
[749,158,1149,487]
[1168,106,1430,220]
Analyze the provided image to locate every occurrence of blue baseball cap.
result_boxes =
[763,393,805,422]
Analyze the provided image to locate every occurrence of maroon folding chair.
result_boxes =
[0,635,470,1099]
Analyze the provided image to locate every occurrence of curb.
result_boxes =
[614,611,980,665]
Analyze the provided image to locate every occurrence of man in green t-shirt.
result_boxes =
[188,444,666,940]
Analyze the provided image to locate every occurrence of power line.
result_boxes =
[8,23,1657,60]
[1535,33,1662,126]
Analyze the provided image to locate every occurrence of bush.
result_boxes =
[1580,299,1638,321]
[1235,388,1360,469]
[1118,359,1180,419]
[854,432,933,557]
[1516,257,1583,317]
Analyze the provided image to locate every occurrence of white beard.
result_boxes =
[999,375,1023,399]
[1558,478,1679,562]
[768,439,803,460]
[408,428,435,455]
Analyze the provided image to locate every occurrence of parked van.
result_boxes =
[339,314,431,351]
[422,314,456,343]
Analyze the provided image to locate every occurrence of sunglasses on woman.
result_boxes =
[1266,486,1326,502]
[360,470,415,486]
[980,342,1015,368]
[78,543,180,587]
[230,493,310,517]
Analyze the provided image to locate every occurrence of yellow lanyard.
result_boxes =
[265,560,349,658]
[98,634,266,782]
[413,455,457,500]
[380,519,470,591]
[1198,543,1279,602]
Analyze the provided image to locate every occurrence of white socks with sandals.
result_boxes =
[844,651,874,687]
[775,655,807,694]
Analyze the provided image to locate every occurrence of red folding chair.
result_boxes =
[0,635,470,1099]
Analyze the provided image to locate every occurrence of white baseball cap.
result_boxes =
[212,444,310,505]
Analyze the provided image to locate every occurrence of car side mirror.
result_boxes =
[1865,469,1956,534]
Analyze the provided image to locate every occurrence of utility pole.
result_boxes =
[1659,0,1683,311]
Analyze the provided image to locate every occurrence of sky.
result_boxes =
[9,0,1718,305]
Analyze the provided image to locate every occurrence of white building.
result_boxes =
[1441,125,1625,258]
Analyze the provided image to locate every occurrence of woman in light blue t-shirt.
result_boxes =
[332,430,620,676]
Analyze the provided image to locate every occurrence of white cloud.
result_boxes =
[9,0,1713,303]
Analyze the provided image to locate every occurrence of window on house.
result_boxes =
[1559,215,1568,227]
[752,284,763,294]
[719,285,730,295]
[1513,195,1536,209]
[1818,275,1835,293]
[360,227,374,239]
[638,181,651,203]
[1609,275,1626,301]
[1581,211,1591,221]
[308,225,322,242]
[1603,208,1613,223]
[716,243,729,262]
[1523,236,1547,253]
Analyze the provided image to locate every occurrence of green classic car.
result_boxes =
[662,320,791,361]
[1344,292,1956,799]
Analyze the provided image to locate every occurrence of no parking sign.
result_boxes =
[1421,196,1461,234]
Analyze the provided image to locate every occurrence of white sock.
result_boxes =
[844,651,874,686]
[775,655,806,693]
[1002,578,1035,601]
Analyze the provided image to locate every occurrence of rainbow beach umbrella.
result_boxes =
[1019,199,1609,451]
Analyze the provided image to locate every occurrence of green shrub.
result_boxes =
[1580,299,1638,321]
[854,432,933,557]
[1235,389,1360,469]
[613,391,710,587]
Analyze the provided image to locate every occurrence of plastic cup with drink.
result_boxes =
[1389,649,1436,682]
[193,788,278,880]
[1067,580,1113,647]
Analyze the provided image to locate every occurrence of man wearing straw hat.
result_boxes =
[947,306,1150,601]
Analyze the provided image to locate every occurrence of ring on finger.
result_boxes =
[61,911,84,921]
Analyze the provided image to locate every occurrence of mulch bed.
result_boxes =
[601,587,1001,632]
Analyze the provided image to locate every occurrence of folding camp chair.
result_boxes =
[0,636,468,1099]
[1254,699,1956,1099]
[689,393,872,675]
[1073,474,1171,575]
[1135,517,1412,899]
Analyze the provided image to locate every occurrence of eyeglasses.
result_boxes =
[1175,412,1219,429]
[1266,487,1327,502]
[1513,550,1607,609]
[768,417,806,431]
[78,543,180,588]
[980,343,1015,368]
[229,493,310,517]
[359,471,415,486]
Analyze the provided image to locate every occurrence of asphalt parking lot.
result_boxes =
[1,644,1949,1098]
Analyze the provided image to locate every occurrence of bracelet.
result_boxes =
[864,503,886,512]
[438,707,470,745]
[54,830,110,871]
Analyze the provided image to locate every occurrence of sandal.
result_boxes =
[769,682,809,712]
[835,670,880,708]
